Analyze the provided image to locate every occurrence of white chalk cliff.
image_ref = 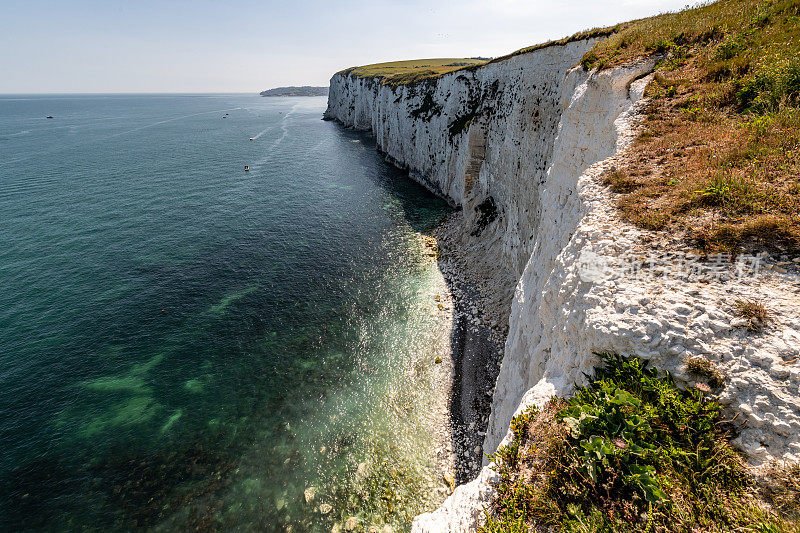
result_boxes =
[324,40,800,532]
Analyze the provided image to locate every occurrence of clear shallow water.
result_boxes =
[0,94,452,531]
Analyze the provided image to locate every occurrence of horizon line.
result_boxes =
[0,90,330,96]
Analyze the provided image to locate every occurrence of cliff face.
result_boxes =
[325,41,594,277]
[325,39,650,455]
[325,40,800,531]
[325,40,602,330]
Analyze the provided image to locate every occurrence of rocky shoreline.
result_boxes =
[411,217,507,502]
[433,214,507,484]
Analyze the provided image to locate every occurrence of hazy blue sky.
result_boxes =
[1,0,691,94]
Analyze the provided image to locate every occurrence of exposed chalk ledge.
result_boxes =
[324,38,800,532]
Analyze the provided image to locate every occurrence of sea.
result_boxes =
[0,94,453,531]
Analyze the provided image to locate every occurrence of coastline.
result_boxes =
[411,207,508,506]
[433,213,508,484]
[323,125,511,503]
[319,6,800,527]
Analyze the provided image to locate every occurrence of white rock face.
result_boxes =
[325,40,800,532]
[412,465,500,533]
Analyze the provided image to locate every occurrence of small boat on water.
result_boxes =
[249,137,254,141]
[244,165,250,172]
[46,115,54,119]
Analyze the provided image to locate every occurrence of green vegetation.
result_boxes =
[410,91,443,120]
[338,58,489,86]
[448,111,479,137]
[585,0,800,252]
[481,354,799,532]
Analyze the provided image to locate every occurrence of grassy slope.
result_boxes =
[586,0,800,253]
[338,58,489,86]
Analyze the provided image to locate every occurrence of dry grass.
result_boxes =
[686,356,726,388]
[734,298,771,331]
[758,463,800,521]
[588,0,800,253]
[611,84,800,252]
[602,168,641,194]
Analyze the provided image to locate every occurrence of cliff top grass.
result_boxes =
[581,0,800,70]
[337,28,617,86]
[481,26,618,66]
[338,58,489,86]
[588,0,800,253]
[481,354,800,532]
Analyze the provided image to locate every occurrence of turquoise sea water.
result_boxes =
[0,94,452,531]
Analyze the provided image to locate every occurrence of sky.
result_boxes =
[0,0,693,94]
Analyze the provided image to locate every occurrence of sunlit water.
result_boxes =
[0,94,453,531]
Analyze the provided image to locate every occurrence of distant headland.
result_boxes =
[259,86,328,97]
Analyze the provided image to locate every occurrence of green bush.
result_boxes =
[692,174,756,211]
[715,38,746,61]
[555,355,745,517]
[479,353,788,532]
[737,59,800,113]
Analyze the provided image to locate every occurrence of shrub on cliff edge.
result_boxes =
[481,353,799,532]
